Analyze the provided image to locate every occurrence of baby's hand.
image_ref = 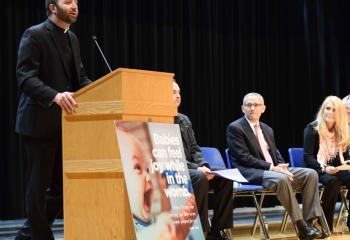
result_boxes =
[173,195,198,239]
[153,213,177,239]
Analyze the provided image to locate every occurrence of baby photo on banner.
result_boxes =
[115,121,205,240]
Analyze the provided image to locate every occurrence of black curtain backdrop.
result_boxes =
[1,0,350,219]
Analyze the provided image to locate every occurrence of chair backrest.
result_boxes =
[224,148,233,169]
[288,148,304,167]
[200,147,226,168]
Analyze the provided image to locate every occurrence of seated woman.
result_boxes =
[304,96,350,232]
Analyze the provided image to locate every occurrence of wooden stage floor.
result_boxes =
[229,222,350,240]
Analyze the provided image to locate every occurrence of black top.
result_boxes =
[303,121,350,175]
[47,20,75,91]
[16,18,91,137]
[174,113,209,169]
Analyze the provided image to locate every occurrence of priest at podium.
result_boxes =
[15,0,91,239]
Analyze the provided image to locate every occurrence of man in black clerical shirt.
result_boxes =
[173,80,233,240]
[15,1,91,239]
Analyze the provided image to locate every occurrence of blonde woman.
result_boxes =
[304,96,350,232]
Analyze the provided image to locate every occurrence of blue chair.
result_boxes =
[288,148,304,167]
[200,147,227,168]
[287,148,331,235]
[224,148,272,239]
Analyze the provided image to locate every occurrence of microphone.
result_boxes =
[92,36,112,73]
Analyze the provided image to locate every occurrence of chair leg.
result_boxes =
[280,211,289,232]
[319,207,331,236]
[317,187,331,236]
[336,188,349,228]
[319,187,324,200]
[340,189,349,212]
[224,228,233,239]
[251,193,270,239]
[290,221,299,236]
[335,201,344,228]
[208,217,212,228]
[251,193,265,236]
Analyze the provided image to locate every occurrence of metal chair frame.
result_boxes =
[201,147,274,239]
[335,187,349,228]
[224,148,273,239]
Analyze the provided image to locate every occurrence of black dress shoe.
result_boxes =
[298,226,322,240]
[206,229,230,240]
[297,220,322,240]
[311,227,330,239]
[15,229,31,240]
[307,218,329,239]
[15,220,31,240]
[316,232,330,239]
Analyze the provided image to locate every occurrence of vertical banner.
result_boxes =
[115,121,204,240]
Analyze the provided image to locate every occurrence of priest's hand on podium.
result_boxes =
[53,91,77,113]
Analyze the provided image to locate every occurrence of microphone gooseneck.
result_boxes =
[92,36,112,73]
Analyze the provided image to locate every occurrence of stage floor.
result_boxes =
[230,221,350,240]
[1,204,349,239]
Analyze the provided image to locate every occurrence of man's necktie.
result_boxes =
[254,124,273,164]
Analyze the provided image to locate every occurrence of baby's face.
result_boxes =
[126,139,154,222]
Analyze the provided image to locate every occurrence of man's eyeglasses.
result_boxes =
[244,103,262,108]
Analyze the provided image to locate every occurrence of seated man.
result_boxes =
[226,92,325,240]
[173,80,233,240]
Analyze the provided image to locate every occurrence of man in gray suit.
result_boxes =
[226,92,324,240]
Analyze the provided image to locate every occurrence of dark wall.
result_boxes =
[1,0,350,219]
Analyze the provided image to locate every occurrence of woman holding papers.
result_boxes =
[304,96,350,232]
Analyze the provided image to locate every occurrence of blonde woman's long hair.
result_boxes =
[315,96,350,150]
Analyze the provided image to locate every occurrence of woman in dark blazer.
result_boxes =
[304,96,350,232]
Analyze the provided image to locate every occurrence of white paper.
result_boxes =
[211,169,248,183]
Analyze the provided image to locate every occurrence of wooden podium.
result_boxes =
[62,68,176,239]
